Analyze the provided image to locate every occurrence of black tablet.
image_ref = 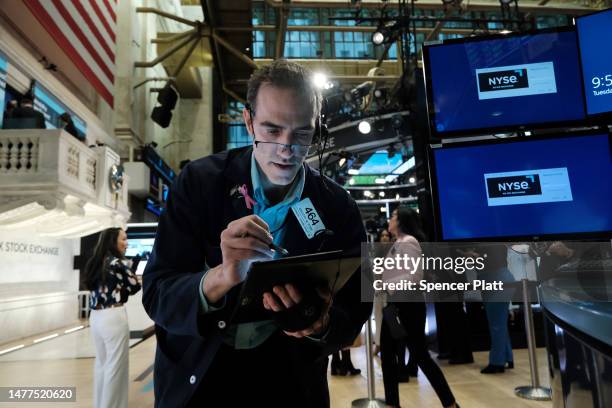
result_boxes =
[230,250,361,324]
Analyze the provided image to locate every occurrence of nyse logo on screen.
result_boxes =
[478,69,529,92]
[486,174,542,198]
[484,168,572,207]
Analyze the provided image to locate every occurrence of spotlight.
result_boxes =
[379,191,385,198]
[349,178,356,185]
[374,178,386,184]
[372,20,398,46]
[380,206,387,213]
[358,120,371,134]
[313,72,328,89]
[151,106,172,128]
[339,158,347,167]
[157,84,178,109]
[348,169,359,175]
[409,177,416,183]
[372,31,385,46]
[152,82,179,128]
[364,190,373,198]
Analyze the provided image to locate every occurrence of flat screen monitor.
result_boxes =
[423,28,586,137]
[125,237,155,258]
[357,151,404,175]
[576,8,612,118]
[430,133,612,240]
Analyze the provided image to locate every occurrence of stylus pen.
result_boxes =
[269,242,290,256]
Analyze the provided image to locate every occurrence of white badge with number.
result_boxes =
[291,197,326,239]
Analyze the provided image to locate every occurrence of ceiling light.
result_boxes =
[348,169,359,175]
[372,31,385,45]
[375,178,386,184]
[409,177,416,183]
[358,120,371,134]
[339,158,346,167]
[313,72,328,89]
[349,178,355,185]
[379,191,385,197]
[380,206,387,212]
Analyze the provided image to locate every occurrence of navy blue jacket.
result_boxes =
[143,147,371,407]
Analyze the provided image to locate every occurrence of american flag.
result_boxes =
[24,0,116,107]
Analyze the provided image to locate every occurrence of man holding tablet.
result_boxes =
[143,59,370,407]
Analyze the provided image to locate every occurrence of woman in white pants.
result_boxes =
[84,228,141,408]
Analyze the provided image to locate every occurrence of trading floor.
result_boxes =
[0,323,553,408]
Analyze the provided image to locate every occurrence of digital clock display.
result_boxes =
[577,9,612,116]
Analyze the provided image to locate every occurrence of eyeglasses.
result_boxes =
[254,140,311,157]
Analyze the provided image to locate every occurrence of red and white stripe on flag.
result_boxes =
[24,0,116,107]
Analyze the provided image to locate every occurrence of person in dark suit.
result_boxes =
[10,97,46,129]
[142,59,371,407]
[59,112,83,141]
[2,99,17,125]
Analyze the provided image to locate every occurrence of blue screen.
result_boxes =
[433,134,612,240]
[0,51,7,129]
[33,83,87,139]
[577,9,612,116]
[426,31,586,134]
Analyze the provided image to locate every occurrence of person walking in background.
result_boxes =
[373,229,392,356]
[84,228,141,408]
[382,207,459,408]
[475,244,515,374]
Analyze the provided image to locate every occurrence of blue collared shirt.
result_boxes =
[198,152,305,349]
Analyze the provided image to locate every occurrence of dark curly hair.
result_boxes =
[246,59,322,119]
